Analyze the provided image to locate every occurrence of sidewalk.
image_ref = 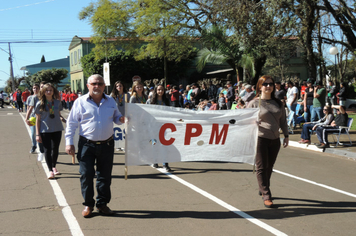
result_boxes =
[287,126,356,160]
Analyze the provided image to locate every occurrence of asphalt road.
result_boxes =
[0,106,355,236]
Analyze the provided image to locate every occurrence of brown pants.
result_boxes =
[255,137,281,201]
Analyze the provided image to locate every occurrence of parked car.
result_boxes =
[346,99,356,109]
[2,92,10,104]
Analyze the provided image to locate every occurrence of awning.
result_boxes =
[206,68,234,75]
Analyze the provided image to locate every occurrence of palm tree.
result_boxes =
[196,26,255,82]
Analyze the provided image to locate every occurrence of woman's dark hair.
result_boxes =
[151,84,170,106]
[111,81,127,99]
[255,75,282,107]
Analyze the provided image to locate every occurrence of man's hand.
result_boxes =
[66,145,75,155]
[119,116,125,123]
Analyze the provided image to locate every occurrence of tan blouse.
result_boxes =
[247,98,289,140]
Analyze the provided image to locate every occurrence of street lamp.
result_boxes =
[329,46,339,81]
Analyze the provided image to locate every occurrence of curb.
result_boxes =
[287,139,356,161]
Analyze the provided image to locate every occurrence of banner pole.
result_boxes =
[72,154,75,164]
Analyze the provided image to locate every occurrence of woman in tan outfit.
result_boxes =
[247,75,289,208]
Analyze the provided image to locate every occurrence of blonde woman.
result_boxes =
[129,81,147,104]
[35,83,65,179]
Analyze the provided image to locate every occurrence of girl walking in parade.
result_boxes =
[35,83,65,179]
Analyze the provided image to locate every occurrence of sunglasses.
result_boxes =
[89,82,105,86]
[262,82,274,87]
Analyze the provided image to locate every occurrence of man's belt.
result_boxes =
[80,135,114,145]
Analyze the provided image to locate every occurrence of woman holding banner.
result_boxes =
[247,75,289,208]
[146,84,172,172]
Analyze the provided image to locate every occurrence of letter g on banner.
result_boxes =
[114,127,125,141]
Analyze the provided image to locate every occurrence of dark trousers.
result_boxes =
[0,98,3,108]
[77,138,115,208]
[315,126,340,144]
[227,101,233,110]
[171,100,179,107]
[17,101,23,111]
[255,137,281,201]
[41,131,62,172]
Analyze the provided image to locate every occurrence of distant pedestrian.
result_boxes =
[22,88,31,112]
[0,91,4,108]
[25,84,44,157]
[146,84,172,172]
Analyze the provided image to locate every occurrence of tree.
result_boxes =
[80,49,196,88]
[79,0,219,82]
[196,26,254,82]
[321,0,356,53]
[40,55,46,63]
[212,0,298,84]
[30,68,68,85]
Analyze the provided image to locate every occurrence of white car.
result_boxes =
[2,92,10,104]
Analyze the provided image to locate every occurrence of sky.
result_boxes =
[0,0,93,88]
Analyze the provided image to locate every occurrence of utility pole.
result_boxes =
[8,43,15,92]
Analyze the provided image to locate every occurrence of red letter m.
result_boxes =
[209,124,229,145]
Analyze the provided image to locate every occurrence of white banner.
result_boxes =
[125,104,259,166]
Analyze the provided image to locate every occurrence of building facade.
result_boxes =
[21,57,70,90]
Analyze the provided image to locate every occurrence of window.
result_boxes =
[71,53,73,66]
[78,49,81,64]
[74,51,78,65]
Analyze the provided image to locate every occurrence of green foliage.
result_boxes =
[30,68,68,85]
[80,49,196,88]
[196,26,255,81]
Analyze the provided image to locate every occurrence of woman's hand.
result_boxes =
[312,125,317,130]
[304,106,307,112]
[26,120,33,126]
[283,137,289,148]
[36,135,42,143]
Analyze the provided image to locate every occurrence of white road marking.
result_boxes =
[273,169,356,198]
[20,114,84,236]
[157,168,288,236]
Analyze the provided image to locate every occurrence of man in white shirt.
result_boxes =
[286,81,299,128]
[65,74,125,218]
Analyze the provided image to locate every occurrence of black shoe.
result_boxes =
[151,163,159,168]
[258,191,262,196]
[163,164,172,172]
[30,146,36,154]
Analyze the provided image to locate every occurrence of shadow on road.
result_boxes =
[245,197,356,219]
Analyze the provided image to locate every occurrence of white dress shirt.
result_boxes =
[65,93,123,145]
